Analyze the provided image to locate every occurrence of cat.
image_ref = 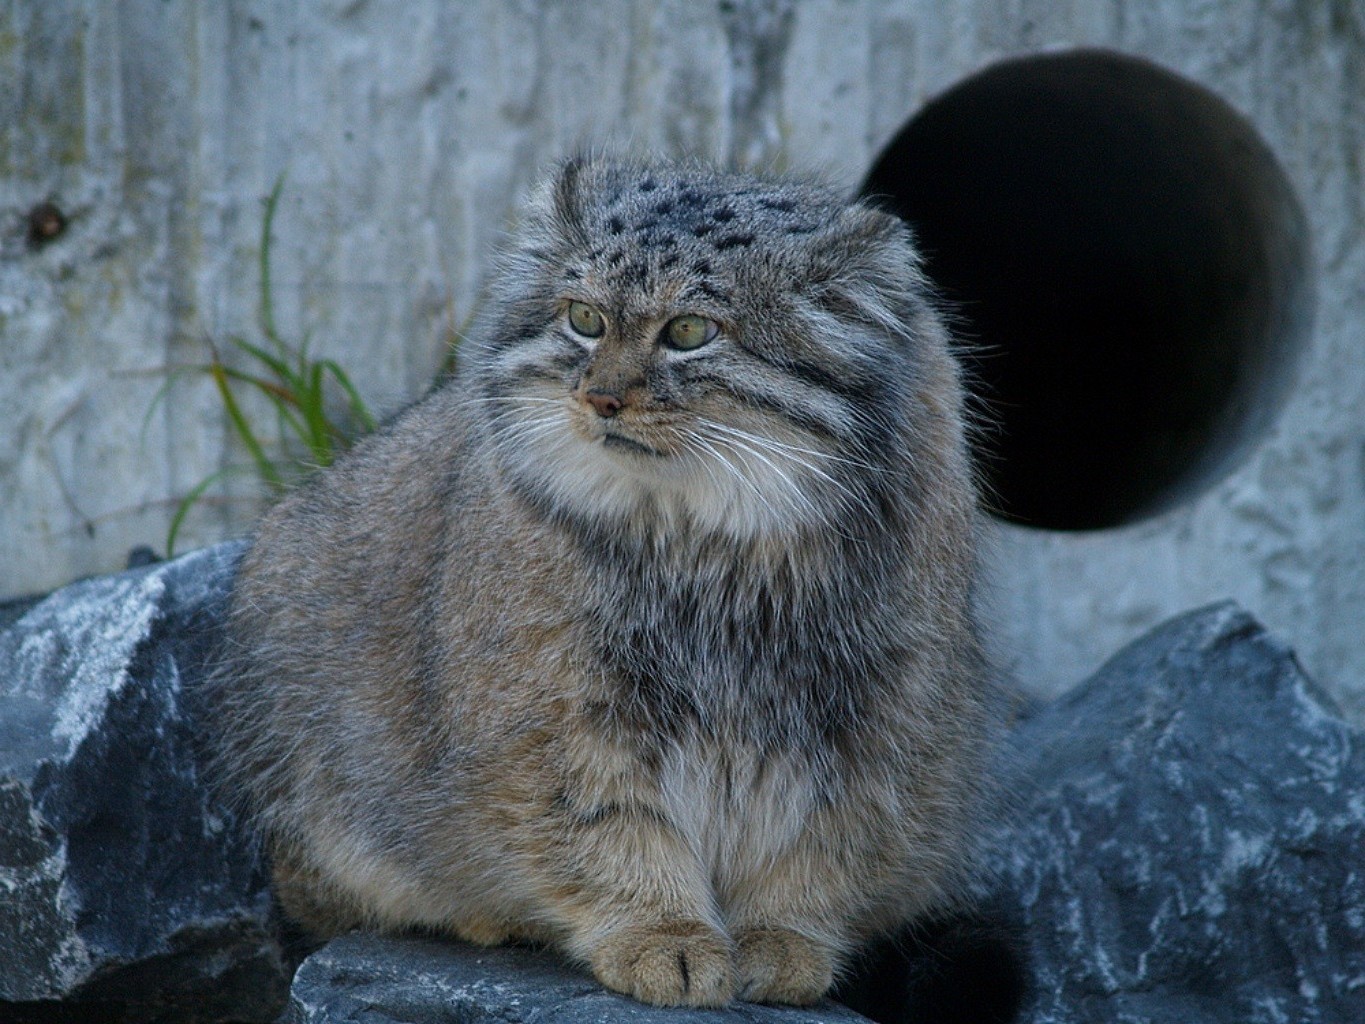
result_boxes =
[211,154,995,1008]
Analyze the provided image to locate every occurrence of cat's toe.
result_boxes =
[736,926,834,1006]
[590,919,736,1007]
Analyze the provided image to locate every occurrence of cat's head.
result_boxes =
[468,155,954,540]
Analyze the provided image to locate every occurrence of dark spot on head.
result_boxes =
[677,188,706,209]
[787,223,817,235]
[692,260,712,275]
[639,177,657,192]
[759,197,797,213]
[711,207,737,223]
[654,198,675,216]
[608,251,626,267]
[692,223,714,238]
[563,268,582,281]
[713,232,755,250]
[696,281,730,302]
[589,247,604,259]
[608,216,624,234]
[626,263,650,289]
[660,252,680,270]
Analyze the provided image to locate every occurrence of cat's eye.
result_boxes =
[567,301,606,338]
[663,314,719,351]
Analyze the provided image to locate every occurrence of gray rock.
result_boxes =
[7,550,1357,1024]
[288,933,873,1024]
[283,602,1365,1024]
[990,602,1365,1024]
[0,540,290,1023]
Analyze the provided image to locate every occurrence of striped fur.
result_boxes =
[212,156,994,1008]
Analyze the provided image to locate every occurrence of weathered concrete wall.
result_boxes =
[3,1,1362,718]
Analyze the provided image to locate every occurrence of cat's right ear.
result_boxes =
[549,154,592,245]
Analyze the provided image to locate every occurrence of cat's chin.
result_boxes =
[508,431,824,541]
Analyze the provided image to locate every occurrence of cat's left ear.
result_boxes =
[814,202,924,283]
[807,202,931,328]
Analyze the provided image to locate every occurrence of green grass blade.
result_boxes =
[139,367,197,445]
[318,359,378,433]
[259,173,287,356]
[301,361,334,464]
[214,363,297,405]
[211,361,284,489]
[215,365,310,441]
[229,333,299,388]
[166,466,237,557]
[145,169,388,522]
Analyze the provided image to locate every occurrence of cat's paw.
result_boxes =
[735,926,834,1006]
[452,915,516,946]
[590,919,736,1007]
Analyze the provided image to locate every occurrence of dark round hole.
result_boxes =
[862,49,1312,530]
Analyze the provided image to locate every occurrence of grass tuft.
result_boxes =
[155,175,377,555]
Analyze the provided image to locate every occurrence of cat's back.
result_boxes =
[231,388,458,649]
[224,384,584,739]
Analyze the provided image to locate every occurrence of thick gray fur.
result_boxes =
[212,155,994,1008]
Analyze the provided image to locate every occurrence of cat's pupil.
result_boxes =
[665,314,717,350]
[569,301,606,338]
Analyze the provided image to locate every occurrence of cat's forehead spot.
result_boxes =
[590,172,829,254]
[558,166,844,310]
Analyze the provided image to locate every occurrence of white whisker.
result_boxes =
[693,417,878,525]
[683,432,786,528]
[693,424,831,526]
[701,420,880,474]
[465,395,565,408]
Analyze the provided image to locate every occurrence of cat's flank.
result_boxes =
[214,155,993,1008]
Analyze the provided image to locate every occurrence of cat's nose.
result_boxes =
[584,390,623,418]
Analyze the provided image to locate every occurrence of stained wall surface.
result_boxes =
[3,1,1361,718]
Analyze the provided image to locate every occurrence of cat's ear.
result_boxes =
[551,154,589,234]
[807,202,931,335]
[521,155,593,252]
[813,202,924,285]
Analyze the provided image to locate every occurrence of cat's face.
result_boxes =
[472,158,927,539]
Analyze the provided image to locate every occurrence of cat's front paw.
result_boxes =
[590,919,736,1007]
[736,926,834,1006]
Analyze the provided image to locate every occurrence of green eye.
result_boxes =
[567,301,606,338]
[663,314,719,351]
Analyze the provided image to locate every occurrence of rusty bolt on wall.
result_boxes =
[27,201,67,248]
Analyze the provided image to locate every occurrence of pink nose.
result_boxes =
[584,390,623,418]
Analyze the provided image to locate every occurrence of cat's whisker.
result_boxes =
[694,420,877,524]
[698,421,860,496]
[694,418,831,474]
[700,419,880,475]
[467,395,566,408]
[485,406,561,432]
[487,413,568,456]
[693,426,831,526]
[683,433,788,528]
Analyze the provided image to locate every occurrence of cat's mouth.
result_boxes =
[566,402,671,458]
[600,430,666,458]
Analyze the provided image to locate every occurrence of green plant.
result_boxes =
[151,175,377,555]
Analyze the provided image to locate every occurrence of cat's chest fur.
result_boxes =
[658,737,820,883]
[579,527,882,748]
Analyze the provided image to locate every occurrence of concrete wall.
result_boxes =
[3,1,1362,718]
